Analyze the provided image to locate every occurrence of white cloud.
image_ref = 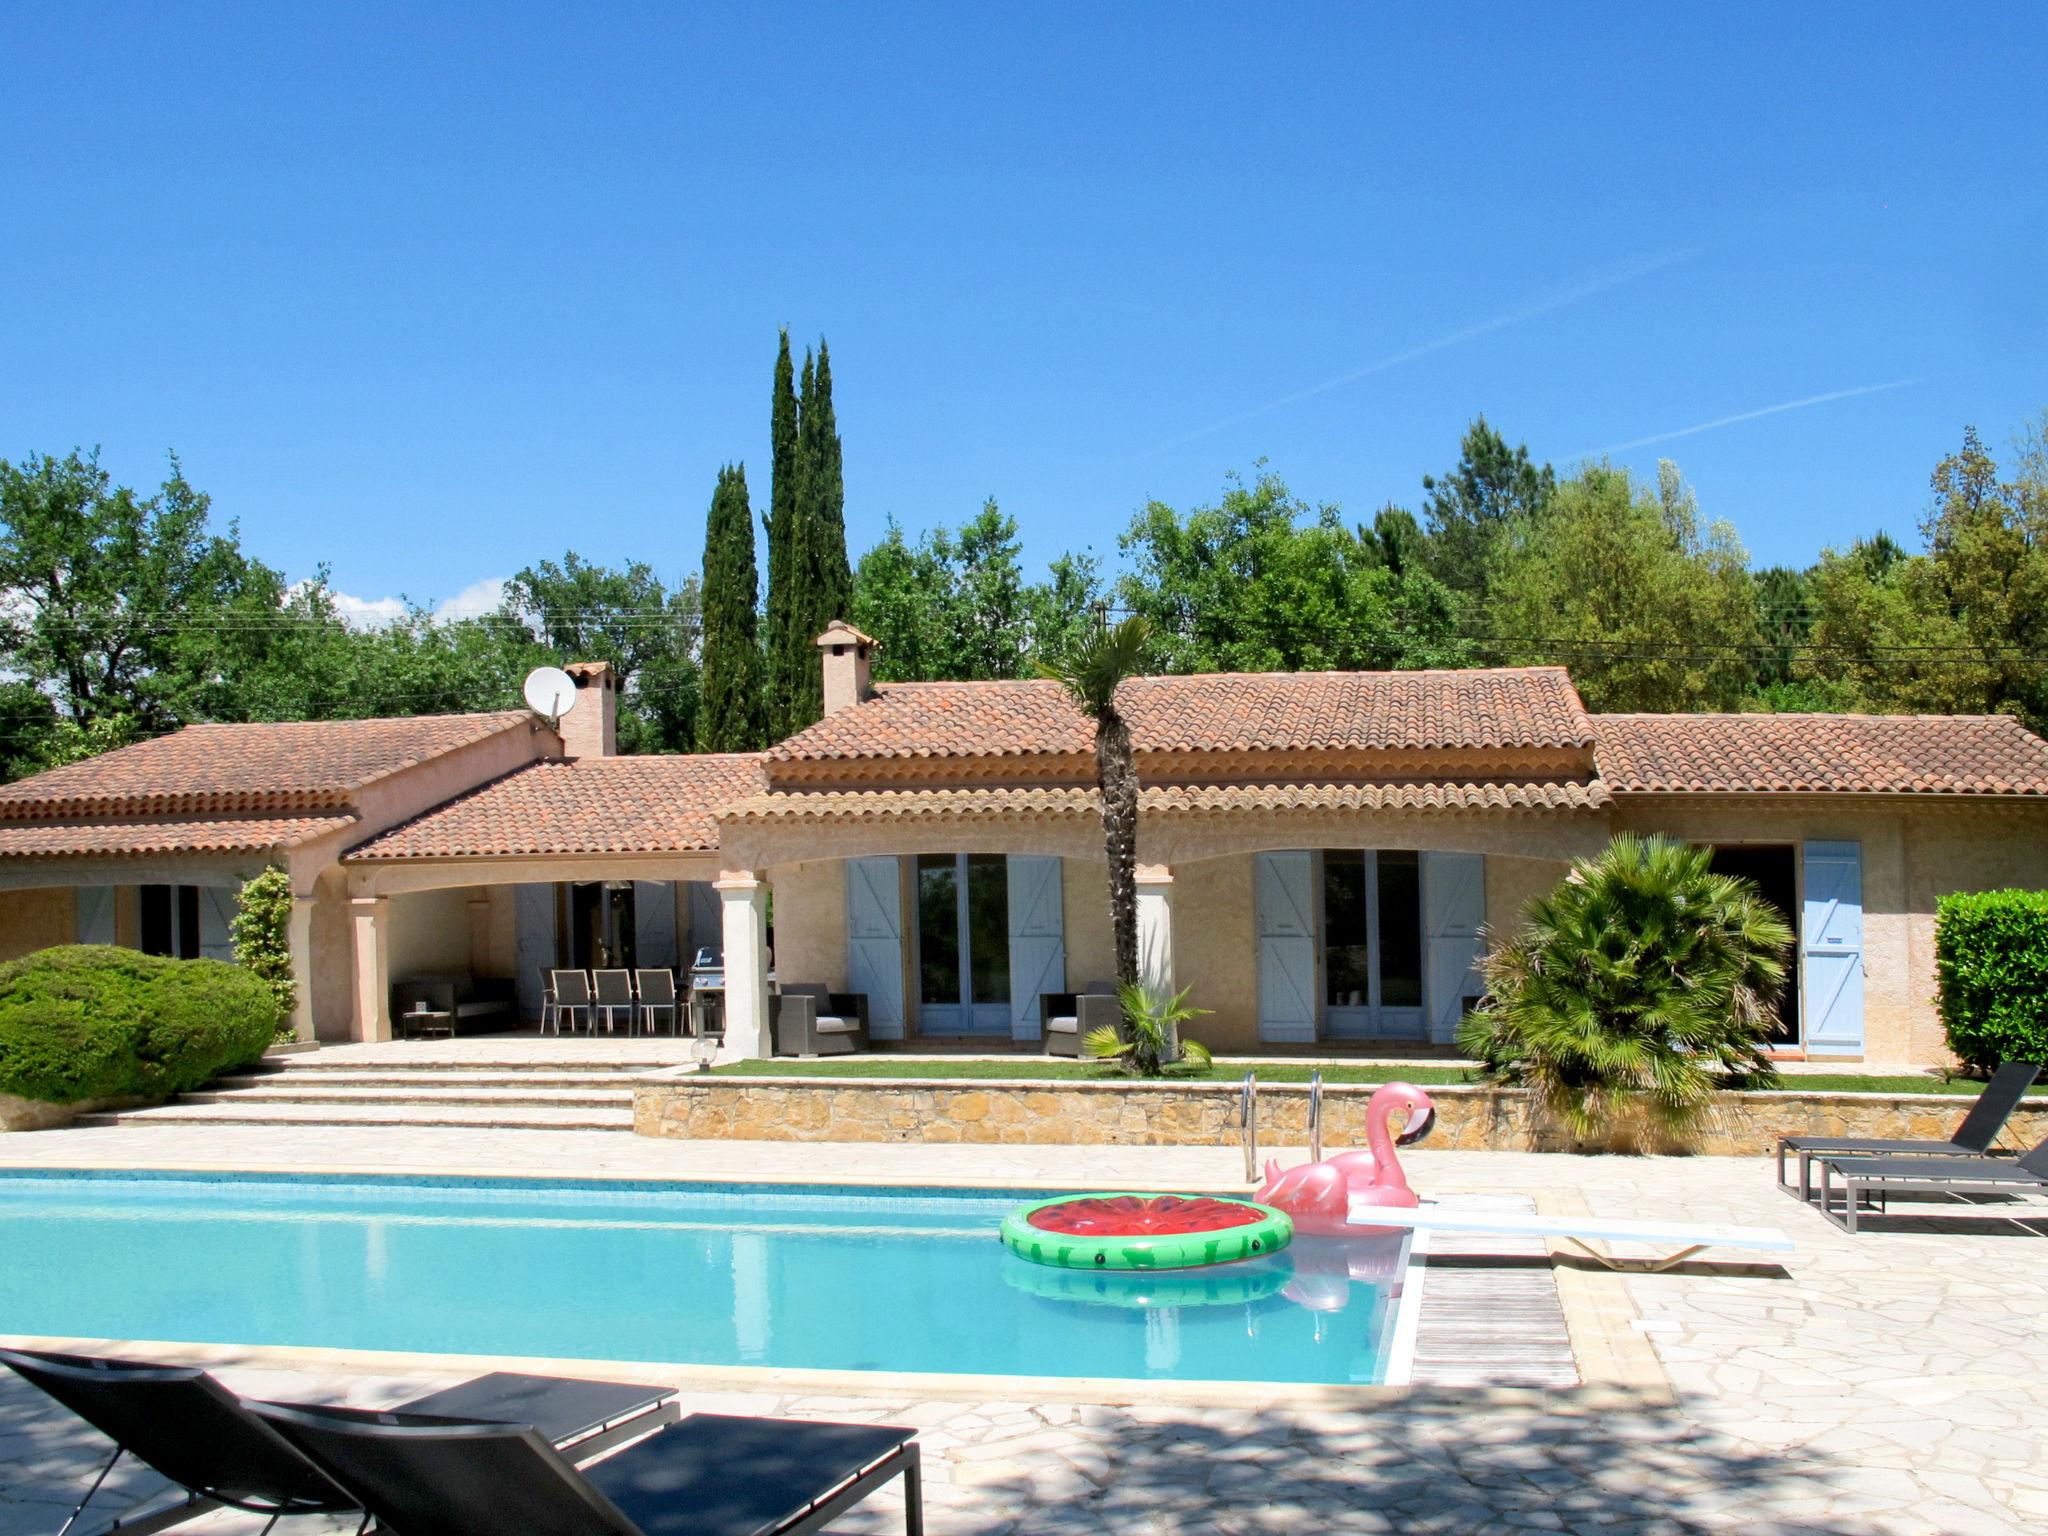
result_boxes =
[434,577,509,622]
[308,575,511,629]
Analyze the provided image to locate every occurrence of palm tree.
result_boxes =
[1457,833,1793,1139]
[1039,615,1152,989]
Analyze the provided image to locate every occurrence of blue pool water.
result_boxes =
[0,1173,1407,1385]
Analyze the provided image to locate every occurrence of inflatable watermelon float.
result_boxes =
[999,1192,1292,1270]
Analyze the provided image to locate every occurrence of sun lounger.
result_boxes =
[248,1400,922,1536]
[1345,1201,1795,1271]
[1815,1133,2048,1233]
[0,1348,676,1536]
[1777,1061,2040,1201]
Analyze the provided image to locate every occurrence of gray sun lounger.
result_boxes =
[248,1399,923,1536]
[1777,1060,2040,1201]
[1815,1133,2048,1233]
[0,1347,676,1536]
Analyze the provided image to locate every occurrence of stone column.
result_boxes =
[288,894,318,1043]
[466,894,493,976]
[1135,864,1175,996]
[350,895,392,1043]
[716,873,771,1063]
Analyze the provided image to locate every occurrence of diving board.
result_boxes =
[1348,1202,1795,1272]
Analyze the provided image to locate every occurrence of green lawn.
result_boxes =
[709,1058,2040,1095]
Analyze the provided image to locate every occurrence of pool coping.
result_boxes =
[0,1165,1674,1407]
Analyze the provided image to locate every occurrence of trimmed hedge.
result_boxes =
[0,945,275,1105]
[1935,890,2048,1074]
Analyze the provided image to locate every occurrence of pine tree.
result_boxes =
[763,330,800,738]
[787,338,852,729]
[698,464,766,752]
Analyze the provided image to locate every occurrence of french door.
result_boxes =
[915,853,1011,1034]
[1321,850,1426,1040]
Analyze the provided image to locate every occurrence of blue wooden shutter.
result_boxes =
[76,887,117,946]
[634,881,679,970]
[1256,851,1318,1043]
[1422,852,1486,1045]
[515,884,557,1019]
[196,886,237,962]
[1005,856,1066,1040]
[1802,841,1864,1054]
[845,857,906,1040]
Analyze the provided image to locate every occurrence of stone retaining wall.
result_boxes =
[0,1092,142,1133]
[633,1072,2048,1157]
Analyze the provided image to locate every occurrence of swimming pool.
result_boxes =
[0,1172,1408,1385]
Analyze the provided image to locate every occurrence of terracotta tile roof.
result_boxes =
[769,668,1593,768]
[0,814,357,859]
[347,754,766,860]
[0,712,535,819]
[717,779,1606,825]
[1593,713,2048,796]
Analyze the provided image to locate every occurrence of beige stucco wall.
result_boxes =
[386,886,474,979]
[0,887,76,963]
[1485,854,1569,944]
[1171,854,1259,1051]
[1901,808,2048,1066]
[769,860,849,992]
[1061,860,1115,994]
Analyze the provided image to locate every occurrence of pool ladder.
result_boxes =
[1238,1071,1258,1182]
[1309,1070,1324,1165]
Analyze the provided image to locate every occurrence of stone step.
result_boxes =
[215,1071,643,1091]
[257,1057,681,1074]
[183,1085,633,1108]
[79,1103,636,1131]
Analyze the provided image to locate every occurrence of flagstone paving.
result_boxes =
[2,1124,2043,1533]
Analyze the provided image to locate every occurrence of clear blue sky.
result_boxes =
[2,4,2041,618]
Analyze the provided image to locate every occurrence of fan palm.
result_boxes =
[1038,614,1152,989]
[1456,833,1792,1139]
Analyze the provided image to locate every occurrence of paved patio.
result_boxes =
[2,1125,2044,1534]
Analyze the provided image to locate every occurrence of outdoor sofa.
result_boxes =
[1040,981,1118,1058]
[772,982,870,1057]
[0,1347,676,1536]
[1776,1061,2041,1201]
[248,1398,922,1536]
[390,974,518,1035]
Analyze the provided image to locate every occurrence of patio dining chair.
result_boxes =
[635,969,679,1036]
[550,969,594,1035]
[591,968,636,1035]
[540,970,561,1035]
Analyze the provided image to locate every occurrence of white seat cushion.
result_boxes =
[1046,1016,1080,1033]
[815,1017,861,1033]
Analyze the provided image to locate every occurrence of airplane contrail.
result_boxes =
[1585,378,1925,457]
[1127,249,1690,463]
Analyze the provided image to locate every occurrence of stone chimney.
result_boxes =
[817,621,878,716]
[560,661,617,758]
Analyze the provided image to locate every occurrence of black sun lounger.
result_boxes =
[1815,1134,2048,1233]
[246,1400,922,1536]
[1777,1060,2040,1201]
[0,1348,677,1536]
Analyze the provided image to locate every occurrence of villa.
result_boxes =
[3,624,2047,1068]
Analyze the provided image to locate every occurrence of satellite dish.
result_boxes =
[523,665,578,721]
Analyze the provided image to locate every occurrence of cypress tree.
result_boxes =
[787,338,852,730]
[763,330,799,738]
[698,464,766,752]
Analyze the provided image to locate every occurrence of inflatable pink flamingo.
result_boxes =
[1254,1081,1436,1236]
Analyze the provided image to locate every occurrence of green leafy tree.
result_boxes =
[1023,550,1106,671]
[1115,467,1467,674]
[1038,616,1152,990]
[1420,416,1555,596]
[1457,834,1791,1141]
[698,464,766,752]
[764,330,801,738]
[231,866,298,1041]
[852,501,1039,682]
[502,553,701,752]
[1485,460,1757,710]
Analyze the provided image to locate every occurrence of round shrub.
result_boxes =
[1935,890,2048,1074]
[0,945,276,1105]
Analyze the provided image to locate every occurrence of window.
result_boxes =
[1323,851,1371,1008]
[1376,851,1423,1008]
[138,884,201,960]
[916,853,1011,1033]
